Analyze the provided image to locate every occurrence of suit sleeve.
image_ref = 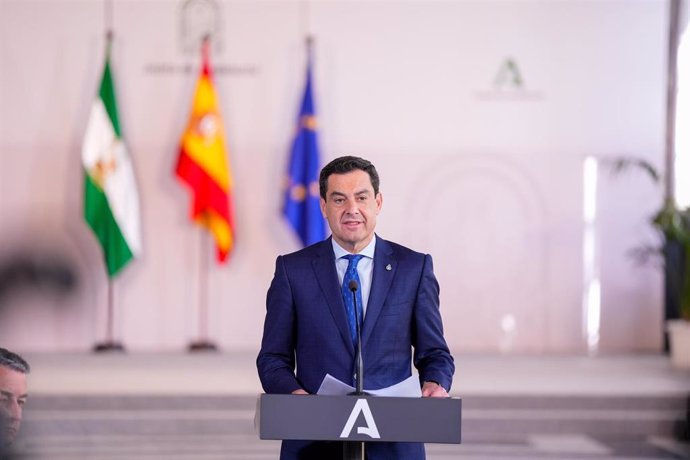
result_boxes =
[256,256,303,394]
[413,254,455,391]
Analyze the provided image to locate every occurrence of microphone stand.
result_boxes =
[351,280,365,396]
[344,279,366,460]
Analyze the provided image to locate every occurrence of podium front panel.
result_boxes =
[258,394,461,444]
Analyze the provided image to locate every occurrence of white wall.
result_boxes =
[0,0,666,353]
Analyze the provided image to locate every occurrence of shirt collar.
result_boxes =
[332,236,376,260]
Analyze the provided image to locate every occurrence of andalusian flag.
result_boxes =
[176,41,234,263]
[83,42,142,277]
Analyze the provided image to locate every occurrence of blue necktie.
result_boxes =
[342,254,364,345]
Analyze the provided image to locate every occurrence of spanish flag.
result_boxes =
[175,41,234,263]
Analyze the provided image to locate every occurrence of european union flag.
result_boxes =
[283,52,326,247]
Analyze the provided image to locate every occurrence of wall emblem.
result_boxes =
[475,56,543,101]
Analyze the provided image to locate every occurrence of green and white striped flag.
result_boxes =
[82,49,141,277]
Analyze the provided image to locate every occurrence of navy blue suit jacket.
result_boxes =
[257,236,454,460]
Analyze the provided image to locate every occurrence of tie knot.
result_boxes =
[343,254,364,270]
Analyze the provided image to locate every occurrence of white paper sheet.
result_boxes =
[316,374,422,397]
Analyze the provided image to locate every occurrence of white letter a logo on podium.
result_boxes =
[340,399,381,439]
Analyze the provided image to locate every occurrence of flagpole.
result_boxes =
[92,25,124,354]
[107,278,114,343]
[189,230,217,351]
[93,277,125,352]
[104,0,113,34]
[179,33,225,352]
[189,34,218,352]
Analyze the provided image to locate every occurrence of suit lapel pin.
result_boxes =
[386,264,392,271]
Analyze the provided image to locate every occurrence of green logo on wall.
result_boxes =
[494,58,524,89]
[474,56,542,101]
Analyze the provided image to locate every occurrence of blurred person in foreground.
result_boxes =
[0,348,29,450]
[257,156,455,459]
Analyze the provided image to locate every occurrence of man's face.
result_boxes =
[320,169,382,253]
[0,366,27,445]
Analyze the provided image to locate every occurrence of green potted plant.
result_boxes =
[611,158,690,368]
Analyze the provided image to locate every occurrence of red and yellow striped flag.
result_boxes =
[175,42,234,262]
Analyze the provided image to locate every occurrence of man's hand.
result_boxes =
[291,388,309,395]
[421,381,448,398]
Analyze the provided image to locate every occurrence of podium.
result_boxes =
[257,394,462,446]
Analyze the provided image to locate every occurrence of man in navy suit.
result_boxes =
[257,156,455,460]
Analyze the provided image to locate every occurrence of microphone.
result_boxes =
[348,280,365,396]
[345,280,367,459]
[348,279,359,293]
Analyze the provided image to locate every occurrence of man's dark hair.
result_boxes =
[319,156,380,199]
[0,348,29,374]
